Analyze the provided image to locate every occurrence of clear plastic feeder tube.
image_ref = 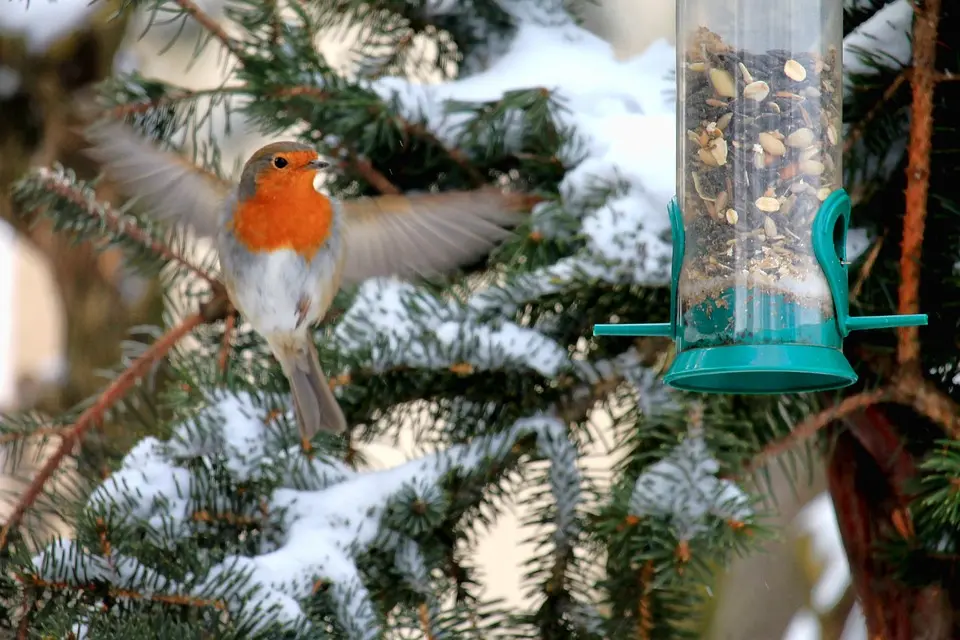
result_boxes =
[676,0,843,349]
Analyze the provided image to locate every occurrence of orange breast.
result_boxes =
[231,171,334,258]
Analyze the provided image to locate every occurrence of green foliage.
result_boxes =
[6,0,959,638]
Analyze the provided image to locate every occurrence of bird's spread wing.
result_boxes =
[84,121,231,237]
[338,187,533,286]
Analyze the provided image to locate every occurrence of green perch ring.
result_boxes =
[593,190,927,395]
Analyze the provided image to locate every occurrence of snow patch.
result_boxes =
[333,278,571,377]
[628,425,752,539]
[0,0,99,54]
[0,222,16,410]
[370,21,678,297]
[842,0,913,81]
[34,394,579,636]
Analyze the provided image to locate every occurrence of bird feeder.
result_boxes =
[594,0,926,394]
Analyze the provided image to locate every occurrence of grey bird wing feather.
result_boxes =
[83,121,230,237]
[338,187,531,286]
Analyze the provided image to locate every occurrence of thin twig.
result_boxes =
[0,311,208,553]
[35,168,218,286]
[218,311,236,374]
[745,388,890,472]
[844,70,910,154]
[898,0,942,374]
[171,0,245,59]
[850,233,884,301]
[107,87,239,118]
[16,575,226,611]
[0,426,72,446]
[159,1,405,195]
[636,560,654,640]
[417,603,436,640]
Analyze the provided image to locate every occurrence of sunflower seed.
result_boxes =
[755,197,780,212]
[743,80,770,102]
[786,127,815,148]
[758,132,786,156]
[708,68,737,98]
[784,59,807,82]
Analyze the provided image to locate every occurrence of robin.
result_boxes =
[84,121,532,440]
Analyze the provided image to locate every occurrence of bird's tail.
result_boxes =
[270,336,347,439]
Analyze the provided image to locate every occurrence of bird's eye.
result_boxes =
[273,156,288,168]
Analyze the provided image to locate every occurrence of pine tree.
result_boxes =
[1,0,957,638]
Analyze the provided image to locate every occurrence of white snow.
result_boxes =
[369,9,874,322]
[784,608,820,640]
[795,492,852,612]
[842,0,914,195]
[0,222,16,410]
[36,393,578,636]
[333,278,571,377]
[0,0,99,54]
[371,18,678,297]
[781,491,868,640]
[628,424,752,539]
[842,0,914,81]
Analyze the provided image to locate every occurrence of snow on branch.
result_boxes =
[333,278,571,377]
[30,393,583,638]
[365,9,678,309]
[629,419,752,541]
[354,2,885,323]
[842,0,913,82]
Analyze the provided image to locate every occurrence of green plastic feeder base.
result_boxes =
[662,344,857,394]
[592,190,929,395]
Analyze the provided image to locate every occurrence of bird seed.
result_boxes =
[677,27,843,346]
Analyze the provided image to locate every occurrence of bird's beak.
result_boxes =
[308,158,330,170]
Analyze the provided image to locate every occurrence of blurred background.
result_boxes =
[0,0,861,637]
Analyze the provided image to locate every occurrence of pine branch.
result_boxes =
[17,575,227,612]
[898,0,942,375]
[417,603,437,640]
[170,0,245,59]
[745,370,960,476]
[148,2,493,194]
[635,560,654,640]
[260,85,490,191]
[12,166,217,286]
[273,87,487,186]
[0,425,72,447]
[844,69,910,154]
[744,388,890,473]
[106,86,240,118]
[150,1,408,195]
[0,292,230,553]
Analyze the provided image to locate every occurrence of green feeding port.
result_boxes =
[593,8,927,395]
[593,193,927,395]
